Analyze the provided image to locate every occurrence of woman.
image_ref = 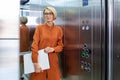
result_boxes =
[30,7,63,80]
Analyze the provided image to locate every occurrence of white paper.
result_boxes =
[23,53,34,74]
[38,49,50,70]
[23,49,50,74]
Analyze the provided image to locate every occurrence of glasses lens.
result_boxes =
[44,12,53,15]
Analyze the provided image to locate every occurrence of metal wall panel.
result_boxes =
[113,0,120,80]
[62,0,106,80]
[79,6,93,80]
[62,6,80,79]
[79,0,106,80]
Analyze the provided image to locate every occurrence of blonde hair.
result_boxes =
[43,7,57,20]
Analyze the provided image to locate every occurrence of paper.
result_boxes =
[23,49,50,74]
[23,53,34,74]
[38,49,50,70]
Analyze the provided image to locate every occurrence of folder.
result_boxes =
[23,49,50,74]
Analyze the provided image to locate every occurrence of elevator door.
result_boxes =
[113,0,120,80]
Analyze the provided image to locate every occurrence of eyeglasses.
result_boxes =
[44,12,53,16]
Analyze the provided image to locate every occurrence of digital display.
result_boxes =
[83,0,88,6]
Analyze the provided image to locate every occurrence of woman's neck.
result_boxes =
[46,21,54,27]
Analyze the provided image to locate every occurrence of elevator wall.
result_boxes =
[20,0,106,80]
[62,0,106,80]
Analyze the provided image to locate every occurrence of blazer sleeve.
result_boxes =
[31,26,40,63]
[53,27,63,53]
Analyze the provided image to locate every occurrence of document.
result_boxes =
[23,49,50,74]
[38,49,50,70]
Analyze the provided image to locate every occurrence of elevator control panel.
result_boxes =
[81,43,91,72]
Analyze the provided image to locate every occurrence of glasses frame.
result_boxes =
[43,12,53,16]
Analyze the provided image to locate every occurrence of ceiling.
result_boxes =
[20,0,101,11]
[20,0,82,10]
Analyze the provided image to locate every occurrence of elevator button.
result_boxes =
[87,63,91,67]
[81,51,87,58]
[84,62,87,66]
[86,49,91,54]
[83,43,91,54]
[86,25,90,30]
[81,51,89,58]
[83,43,88,48]
[81,61,84,65]
[86,54,89,58]
[85,67,91,72]
[82,26,85,30]
[81,65,84,69]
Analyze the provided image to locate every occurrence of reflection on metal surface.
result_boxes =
[0,1,19,38]
[113,0,120,80]
[0,40,19,80]
[0,0,20,80]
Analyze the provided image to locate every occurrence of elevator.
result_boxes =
[18,0,120,80]
[1,0,120,80]
[20,0,106,80]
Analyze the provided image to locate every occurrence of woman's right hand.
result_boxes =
[33,63,43,73]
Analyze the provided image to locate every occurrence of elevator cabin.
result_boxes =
[20,0,108,80]
[20,0,106,80]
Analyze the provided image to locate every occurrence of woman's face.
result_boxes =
[43,9,54,22]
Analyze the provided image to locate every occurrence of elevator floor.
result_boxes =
[62,75,80,80]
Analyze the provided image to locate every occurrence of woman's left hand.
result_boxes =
[44,47,55,53]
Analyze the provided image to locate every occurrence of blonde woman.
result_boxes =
[30,7,63,80]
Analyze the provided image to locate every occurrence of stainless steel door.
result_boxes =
[113,0,120,80]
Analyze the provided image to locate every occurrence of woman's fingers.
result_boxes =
[44,47,54,53]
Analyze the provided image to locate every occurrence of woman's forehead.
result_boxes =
[44,9,52,12]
